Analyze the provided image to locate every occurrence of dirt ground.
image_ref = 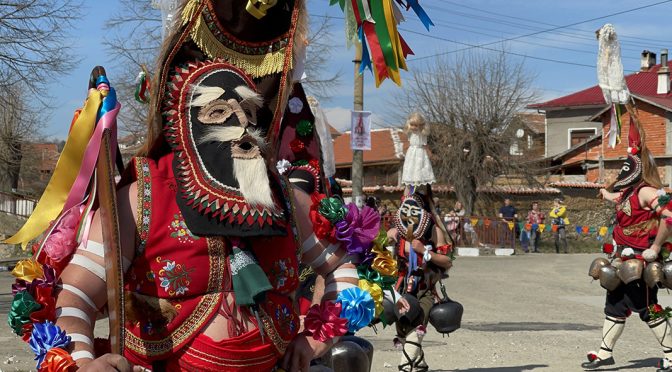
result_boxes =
[1,253,671,372]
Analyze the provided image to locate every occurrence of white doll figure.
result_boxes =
[401,112,436,186]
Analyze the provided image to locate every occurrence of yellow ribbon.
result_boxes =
[358,279,383,317]
[382,0,402,86]
[372,249,398,277]
[12,259,44,282]
[5,91,102,248]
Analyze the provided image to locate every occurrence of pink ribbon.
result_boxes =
[62,103,120,213]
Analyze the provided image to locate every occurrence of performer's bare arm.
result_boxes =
[600,188,622,202]
[53,183,139,371]
[639,186,672,259]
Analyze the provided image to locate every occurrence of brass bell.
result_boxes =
[599,266,621,291]
[644,261,664,288]
[589,258,610,280]
[618,259,644,284]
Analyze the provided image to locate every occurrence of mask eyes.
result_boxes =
[622,164,630,172]
[198,99,237,124]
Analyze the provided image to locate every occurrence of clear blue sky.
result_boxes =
[43,0,672,138]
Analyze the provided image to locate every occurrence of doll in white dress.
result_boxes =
[402,112,436,186]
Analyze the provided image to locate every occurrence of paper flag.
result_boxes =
[484,219,491,228]
[552,225,559,232]
[599,226,608,236]
[582,226,590,235]
[524,224,532,232]
[470,218,479,227]
[575,226,582,234]
[507,222,515,231]
[538,224,545,232]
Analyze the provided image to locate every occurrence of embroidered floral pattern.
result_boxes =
[157,259,195,296]
[270,259,295,290]
[136,158,152,253]
[274,303,297,335]
[168,213,200,243]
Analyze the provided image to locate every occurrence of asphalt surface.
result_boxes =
[1,253,670,371]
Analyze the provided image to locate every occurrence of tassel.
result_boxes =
[252,306,265,344]
[229,242,273,307]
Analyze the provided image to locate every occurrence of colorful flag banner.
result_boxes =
[538,224,545,232]
[507,222,515,231]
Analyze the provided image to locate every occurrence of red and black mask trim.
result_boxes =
[163,60,287,237]
[613,153,642,192]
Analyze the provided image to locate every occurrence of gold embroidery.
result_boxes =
[260,308,290,354]
[125,237,226,356]
[619,199,632,216]
[622,219,657,236]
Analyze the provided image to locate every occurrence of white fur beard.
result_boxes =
[233,156,277,212]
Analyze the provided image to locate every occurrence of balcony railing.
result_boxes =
[0,191,36,218]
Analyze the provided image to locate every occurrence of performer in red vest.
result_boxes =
[583,117,672,371]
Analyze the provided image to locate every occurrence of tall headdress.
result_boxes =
[597,24,660,191]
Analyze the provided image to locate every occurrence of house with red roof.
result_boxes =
[529,50,672,185]
[333,128,409,186]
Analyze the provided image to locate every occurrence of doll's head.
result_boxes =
[405,112,430,135]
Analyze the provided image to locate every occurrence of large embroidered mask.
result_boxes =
[395,194,432,241]
[613,153,642,192]
[164,60,286,237]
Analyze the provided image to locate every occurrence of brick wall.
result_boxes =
[602,101,668,158]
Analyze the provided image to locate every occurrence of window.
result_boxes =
[569,129,596,148]
[509,142,523,156]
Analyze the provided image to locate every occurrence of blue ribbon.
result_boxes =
[359,27,373,74]
[407,0,434,31]
[29,321,71,368]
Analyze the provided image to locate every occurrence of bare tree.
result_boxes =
[395,51,538,215]
[103,2,341,139]
[0,0,81,101]
[0,85,43,193]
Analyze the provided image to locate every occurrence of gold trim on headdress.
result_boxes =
[181,0,292,78]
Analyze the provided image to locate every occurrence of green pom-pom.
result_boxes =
[293,160,309,166]
[8,291,41,335]
[319,197,347,223]
[296,120,314,137]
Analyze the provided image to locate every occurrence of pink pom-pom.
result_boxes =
[43,207,81,262]
[304,302,348,343]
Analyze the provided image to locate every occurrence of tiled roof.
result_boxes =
[518,112,545,134]
[548,181,605,189]
[529,62,672,110]
[333,128,409,167]
[337,180,561,195]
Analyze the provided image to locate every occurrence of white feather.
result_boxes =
[190,86,226,107]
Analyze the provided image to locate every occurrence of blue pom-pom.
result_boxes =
[29,321,71,368]
[336,287,376,333]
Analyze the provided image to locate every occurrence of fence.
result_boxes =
[0,191,36,218]
[382,215,516,249]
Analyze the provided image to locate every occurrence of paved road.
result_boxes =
[1,254,670,371]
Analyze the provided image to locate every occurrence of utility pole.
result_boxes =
[352,41,364,208]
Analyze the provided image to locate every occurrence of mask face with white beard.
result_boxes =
[163,60,286,237]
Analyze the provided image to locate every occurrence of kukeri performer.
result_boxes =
[583,23,672,372]
[385,113,462,372]
[4,1,431,371]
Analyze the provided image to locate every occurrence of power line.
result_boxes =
[410,0,672,62]
[437,0,672,46]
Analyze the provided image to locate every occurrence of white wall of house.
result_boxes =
[544,107,604,156]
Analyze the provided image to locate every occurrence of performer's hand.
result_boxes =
[396,296,410,315]
[77,354,147,372]
[411,240,426,254]
[281,333,331,372]
[644,246,661,262]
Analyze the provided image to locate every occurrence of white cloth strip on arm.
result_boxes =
[70,254,106,282]
[324,281,357,295]
[330,267,358,279]
[308,243,340,269]
[68,333,93,347]
[56,307,92,326]
[58,284,97,311]
[301,233,319,255]
[82,240,132,272]
[383,288,402,303]
[71,350,95,361]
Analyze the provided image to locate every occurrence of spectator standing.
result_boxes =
[498,198,518,248]
[444,201,465,244]
[522,202,545,253]
[550,198,570,253]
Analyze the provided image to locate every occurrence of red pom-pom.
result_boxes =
[309,158,321,172]
[290,139,306,154]
[653,304,664,313]
[602,243,614,254]
[436,244,452,255]
[587,352,598,362]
